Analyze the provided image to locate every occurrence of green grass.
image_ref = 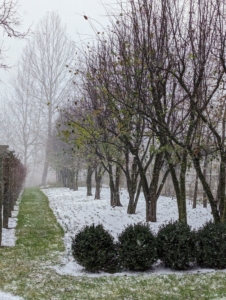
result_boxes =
[1,188,226,299]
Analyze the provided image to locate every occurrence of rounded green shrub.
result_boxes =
[195,221,226,269]
[156,221,195,270]
[71,224,118,273]
[117,223,157,271]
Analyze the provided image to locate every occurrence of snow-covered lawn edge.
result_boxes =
[41,186,223,277]
[1,191,24,300]
[2,190,23,246]
[0,291,23,300]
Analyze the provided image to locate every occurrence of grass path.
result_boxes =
[0,188,226,299]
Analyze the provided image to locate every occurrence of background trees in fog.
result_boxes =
[27,12,74,186]
[2,11,74,185]
[2,47,44,185]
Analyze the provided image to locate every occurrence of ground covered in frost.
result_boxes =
[0,292,23,300]
[42,186,215,277]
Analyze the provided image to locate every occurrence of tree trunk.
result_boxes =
[86,165,93,196]
[41,104,52,186]
[41,159,49,186]
[109,164,122,207]
[125,155,140,214]
[193,157,220,224]
[146,153,166,222]
[94,165,102,200]
[146,193,157,222]
[114,164,122,206]
[166,150,187,224]
[127,180,141,214]
[75,169,79,191]
[68,170,75,190]
[192,173,198,209]
[202,154,208,208]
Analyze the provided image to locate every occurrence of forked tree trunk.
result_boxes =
[127,180,142,214]
[109,164,122,207]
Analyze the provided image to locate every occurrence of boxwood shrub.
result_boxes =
[195,221,226,269]
[117,223,157,271]
[156,221,195,270]
[71,224,118,273]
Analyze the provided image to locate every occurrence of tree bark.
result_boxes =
[202,155,208,208]
[193,173,198,209]
[75,168,79,191]
[109,164,122,207]
[86,165,93,196]
[193,157,220,224]
[94,165,102,200]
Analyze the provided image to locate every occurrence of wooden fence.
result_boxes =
[0,145,26,246]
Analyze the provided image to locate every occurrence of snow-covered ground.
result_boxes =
[42,186,214,277]
[1,197,24,300]
[0,292,23,300]
[2,192,22,247]
[2,207,19,247]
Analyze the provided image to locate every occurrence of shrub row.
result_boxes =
[71,221,226,273]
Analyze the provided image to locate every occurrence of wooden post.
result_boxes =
[0,145,9,245]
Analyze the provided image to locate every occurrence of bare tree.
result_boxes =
[2,46,45,183]
[0,0,28,68]
[24,12,75,185]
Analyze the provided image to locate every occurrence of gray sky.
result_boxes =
[0,0,114,86]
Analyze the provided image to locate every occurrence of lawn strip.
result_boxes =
[0,188,226,299]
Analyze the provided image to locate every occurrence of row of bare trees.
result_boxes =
[0,145,26,246]
[50,0,226,224]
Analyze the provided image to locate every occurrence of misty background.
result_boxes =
[0,0,112,186]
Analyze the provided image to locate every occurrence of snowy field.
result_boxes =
[42,186,214,277]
